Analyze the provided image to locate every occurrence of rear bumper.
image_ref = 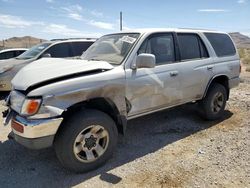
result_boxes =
[229,77,240,89]
[11,115,63,149]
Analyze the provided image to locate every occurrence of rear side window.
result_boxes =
[45,43,71,58]
[0,52,6,60]
[177,33,209,61]
[205,33,236,57]
[0,51,15,59]
[71,42,94,56]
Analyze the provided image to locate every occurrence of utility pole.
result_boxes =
[120,11,123,31]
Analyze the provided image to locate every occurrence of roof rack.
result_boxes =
[50,38,97,41]
[178,28,215,31]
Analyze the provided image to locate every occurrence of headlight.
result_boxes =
[10,91,42,116]
[10,91,25,113]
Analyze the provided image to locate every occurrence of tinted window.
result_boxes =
[5,51,16,59]
[45,43,71,58]
[138,34,175,65]
[205,33,236,57]
[0,52,6,60]
[15,50,26,56]
[0,53,5,59]
[0,51,15,59]
[178,34,208,60]
[71,42,93,56]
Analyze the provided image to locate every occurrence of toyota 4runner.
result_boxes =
[3,29,240,172]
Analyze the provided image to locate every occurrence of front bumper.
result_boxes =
[10,115,63,149]
[12,133,55,150]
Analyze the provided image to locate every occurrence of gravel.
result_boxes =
[0,74,249,188]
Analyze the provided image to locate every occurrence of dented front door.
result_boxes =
[125,63,182,117]
[125,32,183,117]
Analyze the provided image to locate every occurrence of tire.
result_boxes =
[199,83,227,120]
[54,109,118,173]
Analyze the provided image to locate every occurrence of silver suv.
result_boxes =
[4,29,240,173]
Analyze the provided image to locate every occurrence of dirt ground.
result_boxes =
[0,72,249,188]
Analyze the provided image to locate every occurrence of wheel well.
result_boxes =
[62,98,126,134]
[205,75,229,100]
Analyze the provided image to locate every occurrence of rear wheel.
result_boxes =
[199,83,227,120]
[54,109,118,173]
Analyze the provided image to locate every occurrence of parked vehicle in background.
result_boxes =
[3,29,240,173]
[0,48,27,60]
[0,38,96,91]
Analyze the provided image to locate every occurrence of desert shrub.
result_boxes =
[246,66,250,72]
[238,48,245,58]
[238,48,250,64]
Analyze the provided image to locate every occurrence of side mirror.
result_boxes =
[134,53,155,69]
[41,53,51,58]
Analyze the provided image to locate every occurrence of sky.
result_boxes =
[0,0,249,40]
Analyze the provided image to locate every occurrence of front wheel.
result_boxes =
[199,83,227,120]
[54,109,118,173]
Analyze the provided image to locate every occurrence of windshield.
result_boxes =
[16,42,51,59]
[81,33,140,65]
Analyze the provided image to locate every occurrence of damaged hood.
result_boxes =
[12,58,114,90]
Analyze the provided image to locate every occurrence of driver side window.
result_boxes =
[138,34,176,65]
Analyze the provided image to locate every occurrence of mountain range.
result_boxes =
[229,32,250,49]
[0,32,250,50]
[0,36,46,50]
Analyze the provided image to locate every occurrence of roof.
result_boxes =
[0,48,28,53]
[50,38,97,42]
[107,28,227,35]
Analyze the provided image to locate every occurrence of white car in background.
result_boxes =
[0,39,95,91]
[0,48,28,60]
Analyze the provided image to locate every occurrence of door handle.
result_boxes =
[170,71,178,77]
[207,66,213,70]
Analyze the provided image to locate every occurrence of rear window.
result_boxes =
[204,33,236,57]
